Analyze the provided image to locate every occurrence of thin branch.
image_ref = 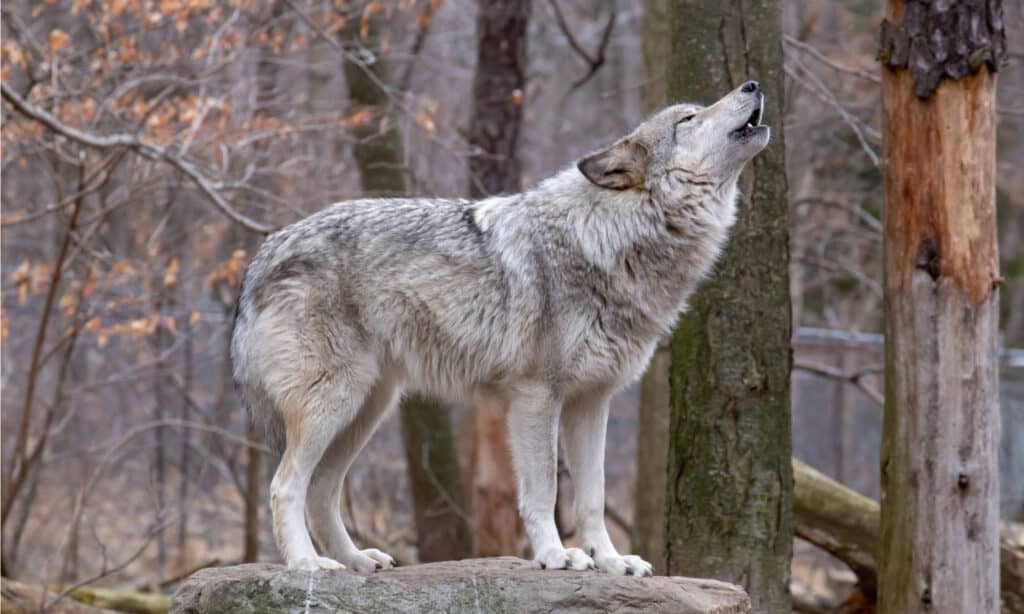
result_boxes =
[2,159,85,532]
[783,59,880,167]
[548,0,616,91]
[398,0,440,92]
[1,150,125,228]
[45,520,173,614]
[783,35,880,83]
[794,361,884,406]
[1,81,275,234]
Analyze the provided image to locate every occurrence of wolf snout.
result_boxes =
[740,80,761,95]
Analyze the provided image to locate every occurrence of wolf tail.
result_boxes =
[231,278,286,456]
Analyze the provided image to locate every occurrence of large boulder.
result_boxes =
[170,557,750,613]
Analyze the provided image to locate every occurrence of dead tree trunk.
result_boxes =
[877,2,1005,613]
[340,12,471,564]
[664,1,792,611]
[464,0,530,558]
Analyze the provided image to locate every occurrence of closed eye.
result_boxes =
[676,114,695,124]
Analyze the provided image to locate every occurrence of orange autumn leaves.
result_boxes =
[4,252,246,347]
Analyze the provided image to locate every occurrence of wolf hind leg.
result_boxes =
[307,370,400,573]
[270,373,371,571]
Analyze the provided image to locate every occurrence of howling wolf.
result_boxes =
[231,81,769,575]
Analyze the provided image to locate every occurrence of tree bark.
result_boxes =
[242,420,261,563]
[878,2,1005,612]
[664,2,792,611]
[463,0,530,558]
[339,13,471,563]
[640,0,668,115]
[400,395,473,562]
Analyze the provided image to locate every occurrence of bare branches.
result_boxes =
[1,81,275,234]
[2,159,85,532]
[783,35,879,83]
[793,361,884,405]
[783,61,880,167]
[548,0,616,91]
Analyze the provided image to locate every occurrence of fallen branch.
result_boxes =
[140,558,220,591]
[792,458,879,598]
[55,586,170,614]
[1,81,274,234]
[792,458,1024,611]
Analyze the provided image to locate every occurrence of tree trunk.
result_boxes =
[243,420,261,563]
[640,0,668,114]
[464,0,530,557]
[664,2,792,611]
[400,395,473,562]
[877,2,1005,612]
[631,0,670,573]
[339,13,471,563]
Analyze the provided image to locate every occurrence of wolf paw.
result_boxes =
[594,553,653,576]
[534,546,594,571]
[534,546,569,570]
[289,556,345,571]
[344,548,396,573]
[565,547,596,571]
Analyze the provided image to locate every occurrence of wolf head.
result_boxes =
[578,81,770,190]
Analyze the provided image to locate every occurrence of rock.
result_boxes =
[170,557,750,614]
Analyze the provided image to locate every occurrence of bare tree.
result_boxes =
[877,1,1005,612]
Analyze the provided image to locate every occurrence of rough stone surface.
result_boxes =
[170,557,751,614]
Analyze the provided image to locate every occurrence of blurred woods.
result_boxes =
[1,0,1023,610]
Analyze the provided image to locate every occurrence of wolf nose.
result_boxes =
[740,80,761,94]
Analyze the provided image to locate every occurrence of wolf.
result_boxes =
[231,81,770,576]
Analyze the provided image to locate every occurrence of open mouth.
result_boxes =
[731,95,765,137]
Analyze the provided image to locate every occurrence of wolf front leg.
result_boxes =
[561,390,653,576]
[506,384,593,571]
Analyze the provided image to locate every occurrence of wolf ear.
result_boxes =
[577,140,649,190]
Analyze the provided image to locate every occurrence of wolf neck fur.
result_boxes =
[476,165,739,334]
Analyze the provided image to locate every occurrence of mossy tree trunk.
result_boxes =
[877,2,1005,612]
[664,2,792,611]
[463,0,530,558]
[340,14,471,563]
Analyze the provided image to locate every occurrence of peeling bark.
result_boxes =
[879,2,1003,612]
[878,0,1006,99]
